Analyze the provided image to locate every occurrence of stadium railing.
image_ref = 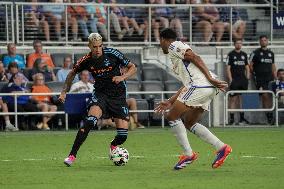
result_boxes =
[275,90,284,127]
[10,2,277,46]
[224,90,276,127]
[0,2,14,44]
[0,91,212,130]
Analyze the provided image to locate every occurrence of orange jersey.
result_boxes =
[27,53,55,68]
[31,85,52,103]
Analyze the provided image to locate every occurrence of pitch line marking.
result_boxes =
[0,154,278,162]
[241,155,277,159]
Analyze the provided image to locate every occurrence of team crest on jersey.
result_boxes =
[268,53,272,57]
[241,55,245,60]
[234,56,236,59]
[260,52,263,56]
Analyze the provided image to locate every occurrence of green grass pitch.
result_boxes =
[0,128,284,189]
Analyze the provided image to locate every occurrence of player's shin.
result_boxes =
[69,115,98,157]
[169,119,193,156]
[110,128,128,150]
[190,123,224,151]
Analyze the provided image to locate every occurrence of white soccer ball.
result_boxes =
[110,147,129,166]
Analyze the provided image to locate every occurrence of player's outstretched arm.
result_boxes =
[184,49,227,91]
[154,86,185,114]
[58,70,77,103]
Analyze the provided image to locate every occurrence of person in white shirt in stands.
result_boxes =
[155,28,231,170]
[70,70,93,93]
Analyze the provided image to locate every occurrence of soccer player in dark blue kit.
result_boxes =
[58,33,137,166]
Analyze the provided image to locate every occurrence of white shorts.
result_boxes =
[177,85,217,111]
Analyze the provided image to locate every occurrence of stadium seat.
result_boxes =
[53,67,61,76]
[74,53,86,63]
[46,81,64,93]
[51,53,72,67]
[23,68,32,80]
[0,82,8,92]
[136,99,149,123]
[125,53,142,67]
[126,80,141,99]
[142,63,159,69]
[164,80,183,99]
[141,81,164,100]
[142,67,165,81]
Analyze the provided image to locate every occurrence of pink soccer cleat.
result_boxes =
[64,155,76,167]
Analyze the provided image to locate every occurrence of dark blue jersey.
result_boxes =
[73,47,130,97]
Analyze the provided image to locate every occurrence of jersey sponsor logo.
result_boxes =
[233,61,245,65]
[90,66,113,74]
[261,58,273,63]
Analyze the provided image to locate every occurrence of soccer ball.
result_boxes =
[110,147,129,166]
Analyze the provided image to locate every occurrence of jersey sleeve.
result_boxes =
[249,50,257,63]
[226,52,232,66]
[271,51,275,64]
[72,54,89,73]
[112,49,130,67]
[244,52,248,65]
[169,41,191,60]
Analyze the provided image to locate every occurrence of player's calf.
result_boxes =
[110,128,128,154]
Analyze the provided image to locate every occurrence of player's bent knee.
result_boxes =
[83,115,98,130]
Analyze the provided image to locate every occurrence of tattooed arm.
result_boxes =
[184,49,228,91]
[58,70,77,103]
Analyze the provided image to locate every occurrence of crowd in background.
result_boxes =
[1,0,250,44]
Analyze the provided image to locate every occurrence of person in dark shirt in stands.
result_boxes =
[249,35,277,124]
[226,39,250,125]
[270,69,284,107]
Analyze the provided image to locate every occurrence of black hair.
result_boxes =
[259,35,268,40]
[8,62,18,70]
[233,38,242,44]
[277,68,284,74]
[160,28,177,40]
[33,39,42,46]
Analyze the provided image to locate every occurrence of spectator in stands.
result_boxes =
[127,98,145,130]
[27,40,55,68]
[42,0,65,41]
[270,69,284,107]
[110,0,144,37]
[84,0,108,40]
[217,0,246,40]
[249,35,277,124]
[226,39,250,125]
[1,73,38,130]
[31,73,57,130]
[24,0,50,41]
[56,56,78,82]
[195,0,225,43]
[0,61,8,82]
[31,58,57,82]
[70,70,94,92]
[2,43,26,69]
[190,0,213,43]
[0,98,18,131]
[6,62,29,83]
[68,0,98,41]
